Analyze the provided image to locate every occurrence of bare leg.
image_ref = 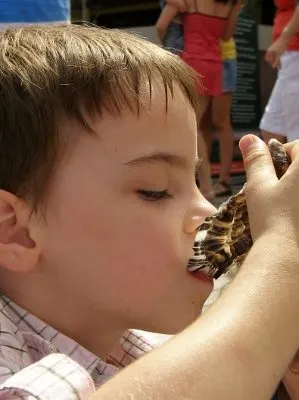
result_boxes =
[212,93,234,184]
[196,96,213,198]
[261,130,287,144]
[200,103,214,158]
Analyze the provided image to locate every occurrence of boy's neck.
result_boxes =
[0,275,126,359]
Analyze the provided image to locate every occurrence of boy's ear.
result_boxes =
[0,190,41,273]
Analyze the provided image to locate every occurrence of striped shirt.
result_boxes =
[0,295,161,399]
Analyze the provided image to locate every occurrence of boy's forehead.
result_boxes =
[144,79,192,110]
[60,80,196,162]
[55,101,197,189]
[78,81,193,129]
[98,86,193,130]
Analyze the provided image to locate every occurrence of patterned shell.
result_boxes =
[187,139,291,279]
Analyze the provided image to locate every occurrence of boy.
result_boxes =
[0,24,298,400]
[0,23,215,396]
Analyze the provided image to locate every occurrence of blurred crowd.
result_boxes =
[156,0,299,201]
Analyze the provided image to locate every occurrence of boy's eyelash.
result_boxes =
[137,190,173,201]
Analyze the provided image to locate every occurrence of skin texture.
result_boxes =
[0,82,216,358]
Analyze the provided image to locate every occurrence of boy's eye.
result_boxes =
[137,190,173,201]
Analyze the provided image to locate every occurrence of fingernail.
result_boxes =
[239,135,262,153]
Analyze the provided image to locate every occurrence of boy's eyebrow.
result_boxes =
[124,153,202,171]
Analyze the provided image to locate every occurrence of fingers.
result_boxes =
[265,51,280,69]
[239,134,278,186]
[272,56,281,70]
[284,140,299,163]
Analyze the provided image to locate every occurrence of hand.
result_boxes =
[265,37,288,69]
[239,136,299,248]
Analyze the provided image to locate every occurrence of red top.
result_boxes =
[182,12,228,96]
[273,0,299,50]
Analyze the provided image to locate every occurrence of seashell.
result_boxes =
[188,139,291,279]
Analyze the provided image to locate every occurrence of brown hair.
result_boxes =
[0,24,199,210]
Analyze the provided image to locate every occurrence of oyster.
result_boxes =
[188,139,291,279]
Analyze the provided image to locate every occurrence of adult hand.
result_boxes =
[239,135,299,247]
[265,36,288,69]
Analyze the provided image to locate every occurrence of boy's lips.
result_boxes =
[190,269,214,286]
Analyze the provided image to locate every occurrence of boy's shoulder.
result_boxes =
[0,296,100,376]
[0,296,100,398]
[0,296,164,398]
[0,296,36,375]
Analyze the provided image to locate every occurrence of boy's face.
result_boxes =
[38,83,216,335]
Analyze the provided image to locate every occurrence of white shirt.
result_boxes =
[0,295,160,399]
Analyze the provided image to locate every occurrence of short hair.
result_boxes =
[0,24,199,210]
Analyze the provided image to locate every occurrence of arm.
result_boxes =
[90,138,299,400]
[91,240,299,400]
[156,5,180,42]
[165,0,186,12]
[265,3,299,68]
[222,0,242,41]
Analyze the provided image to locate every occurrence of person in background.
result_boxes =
[260,0,299,144]
[159,0,184,54]
[201,37,238,197]
[157,1,213,200]
[156,0,241,200]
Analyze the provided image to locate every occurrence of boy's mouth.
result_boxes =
[187,139,290,281]
[190,268,214,285]
[189,263,216,278]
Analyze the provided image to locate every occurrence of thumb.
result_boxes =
[239,134,277,186]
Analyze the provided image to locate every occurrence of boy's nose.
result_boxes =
[184,193,217,235]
